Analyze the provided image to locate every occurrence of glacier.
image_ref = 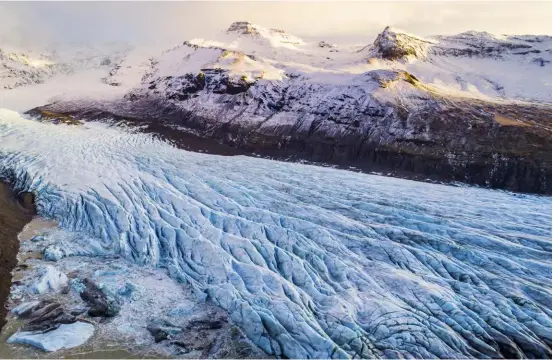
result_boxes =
[0,108,551,358]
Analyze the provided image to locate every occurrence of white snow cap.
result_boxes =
[225,21,304,45]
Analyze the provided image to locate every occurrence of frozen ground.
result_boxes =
[0,108,551,358]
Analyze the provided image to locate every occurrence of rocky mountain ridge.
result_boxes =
[4,22,552,193]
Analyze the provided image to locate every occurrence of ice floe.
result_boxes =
[8,322,95,352]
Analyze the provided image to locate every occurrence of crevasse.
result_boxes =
[0,109,550,358]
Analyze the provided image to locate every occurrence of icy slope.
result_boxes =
[122,22,551,102]
[0,109,551,358]
[0,43,131,90]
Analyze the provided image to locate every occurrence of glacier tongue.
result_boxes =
[0,109,551,358]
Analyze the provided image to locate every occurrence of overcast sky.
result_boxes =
[1,1,551,47]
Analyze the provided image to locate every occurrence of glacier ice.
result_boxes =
[29,265,69,294]
[8,322,95,352]
[0,109,551,358]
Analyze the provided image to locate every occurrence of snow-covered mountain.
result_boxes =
[119,22,551,102]
[0,43,131,90]
[3,22,552,193]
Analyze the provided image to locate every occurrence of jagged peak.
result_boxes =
[226,21,260,35]
[225,21,303,46]
[370,26,434,60]
[378,26,433,42]
[226,21,287,36]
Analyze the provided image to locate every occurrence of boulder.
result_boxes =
[146,319,182,342]
[19,300,76,332]
[70,278,121,317]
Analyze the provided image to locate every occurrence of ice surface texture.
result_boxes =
[0,109,551,358]
[29,265,69,294]
[8,322,95,351]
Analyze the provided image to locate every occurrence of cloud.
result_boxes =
[0,1,550,47]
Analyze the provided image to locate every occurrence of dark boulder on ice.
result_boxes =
[147,319,183,342]
[15,300,77,333]
[70,278,121,317]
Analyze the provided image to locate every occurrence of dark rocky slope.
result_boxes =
[28,84,551,194]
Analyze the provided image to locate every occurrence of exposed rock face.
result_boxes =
[146,310,270,358]
[371,26,432,59]
[227,21,259,35]
[147,319,183,342]
[431,31,552,58]
[367,28,553,61]
[17,300,77,332]
[226,21,302,45]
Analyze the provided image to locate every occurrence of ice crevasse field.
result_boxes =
[0,108,551,359]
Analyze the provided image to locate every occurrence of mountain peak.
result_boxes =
[371,26,432,60]
[226,21,259,35]
[225,21,303,46]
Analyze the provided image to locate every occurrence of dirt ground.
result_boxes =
[0,182,35,331]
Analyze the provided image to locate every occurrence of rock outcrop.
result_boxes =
[370,26,433,60]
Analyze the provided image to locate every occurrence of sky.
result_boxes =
[0,1,551,47]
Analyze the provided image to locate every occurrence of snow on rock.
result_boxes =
[369,26,434,60]
[122,23,551,104]
[0,109,551,359]
[225,21,304,48]
[7,322,95,352]
[1,22,550,116]
[29,265,69,294]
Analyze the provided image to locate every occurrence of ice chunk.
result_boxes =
[117,281,141,301]
[29,266,68,294]
[167,303,195,317]
[43,245,65,261]
[7,322,95,352]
